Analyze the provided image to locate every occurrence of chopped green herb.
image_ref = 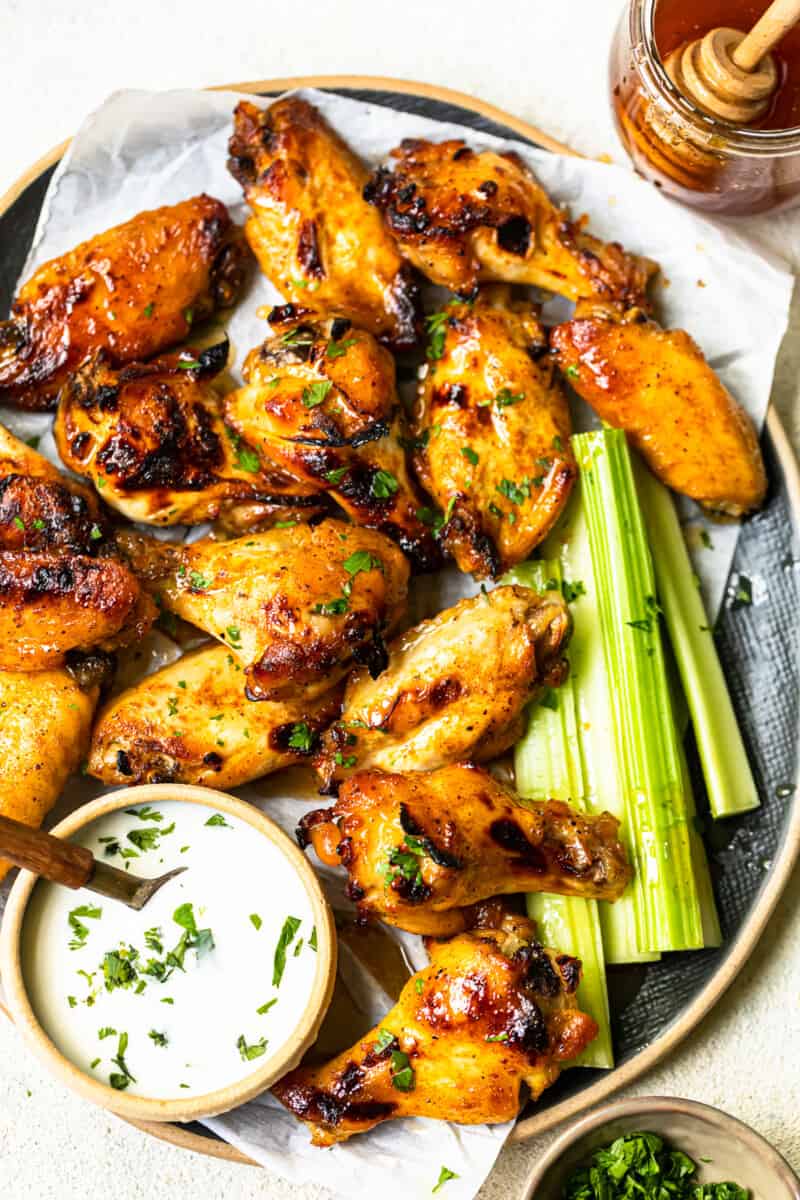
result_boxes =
[733,575,753,607]
[562,1130,748,1199]
[249,913,263,931]
[309,925,318,952]
[326,337,356,359]
[485,1032,509,1042]
[371,469,399,499]
[494,387,525,408]
[699,529,714,550]
[188,570,211,590]
[176,357,203,371]
[98,1027,117,1040]
[13,516,25,531]
[205,813,232,828]
[110,1031,136,1089]
[313,596,349,616]
[539,689,559,711]
[461,446,479,466]
[344,549,383,578]
[183,307,194,326]
[101,948,139,992]
[148,1030,168,1047]
[415,977,424,995]
[302,380,332,408]
[496,477,530,505]
[390,1048,415,1091]
[25,435,40,449]
[235,443,261,473]
[334,751,357,768]
[562,579,586,604]
[293,937,304,956]
[144,928,163,955]
[67,995,77,1008]
[257,999,278,1016]
[564,364,580,379]
[90,1057,101,1070]
[425,311,449,360]
[433,1166,459,1193]
[167,696,179,717]
[552,434,564,451]
[225,625,242,648]
[287,722,313,752]
[125,806,163,822]
[324,465,348,484]
[32,518,45,530]
[274,518,300,528]
[272,916,302,987]
[237,1034,268,1062]
[143,303,154,318]
[68,904,102,951]
[373,1028,396,1053]
[282,327,315,347]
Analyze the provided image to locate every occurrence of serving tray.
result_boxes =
[1,75,798,1166]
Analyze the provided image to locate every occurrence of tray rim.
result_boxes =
[1,72,798,1168]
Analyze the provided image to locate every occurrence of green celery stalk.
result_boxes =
[633,457,760,818]
[508,558,614,1068]
[572,429,703,954]
[541,499,659,965]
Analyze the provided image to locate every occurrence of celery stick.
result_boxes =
[633,457,760,819]
[509,559,614,1067]
[573,429,703,953]
[542,501,660,965]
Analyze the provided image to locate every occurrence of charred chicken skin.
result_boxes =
[552,303,767,518]
[88,643,343,788]
[55,338,325,529]
[228,98,419,349]
[415,288,575,578]
[0,426,155,671]
[364,139,656,302]
[0,195,248,411]
[117,519,409,702]
[272,911,597,1144]
[224,308,440,570]
[317,584,570,790]
[300,763,631,935]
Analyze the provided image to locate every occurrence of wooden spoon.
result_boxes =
[665,0,800,122]
[0,814,185,910]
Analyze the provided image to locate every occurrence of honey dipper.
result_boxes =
[665,0,800,123]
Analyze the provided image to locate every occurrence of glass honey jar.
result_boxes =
[610,0,800,214]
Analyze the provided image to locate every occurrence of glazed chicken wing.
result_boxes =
[88,643,343,788]
[118,519,409,701]
[55,339,325,529]
[224,308,440,570]
[317,584,570,789]
[301,763,631,935]
[0,663,101,882]
[0,426,155,670]
[228,99,419,349]
[415,288,575,578]
[365,139,655,301]
[273,912,597,1144]
[551,304,766,518]
[0,195,249,411]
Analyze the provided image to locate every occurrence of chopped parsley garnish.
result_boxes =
[249,913,263,931]
[101,948,139,992]
[89,524,103,541]
[287,722,313,752]
[109,1031,136,1090]
[380,835,426,890]
[494,388,525,408]
[67,996,77,1008]
[144,928,163,954]
[699,529,714,550]
[371,469,399,499]
[563,1130,748,1199]
[324,465,348,484]
[390,1048,415,1091]
[564,364,580,379]
[205,813,231,828]
[539,689,559,711]
[235,443,261,473]
[68,904,102,951]
[313,596,349,616]
[176,357,203,371]
[552,434,564,451]
[148,1030,168,1047]
[373,1028,395,1053]
[733,575,753,606]
[125,805,163,822]
[433,1166,459,1193]
[309,925,318,952]
[257,999,278,1016]
[188,570,211,590]
[237,1034,268,1062]
[302,380,332,408]
[282,327,315,346]
[485,1032,509,1042]
[89,1057,101,1070]
[334,751,357,768]
[225,625,242,648]
[272,916,302,987]
[461,446,479,466]
[326,337,356,359]
[167,696,179,717]
[143,303,154,318]
[25,435,40,449]
[425,311,449,360]
[496,477,531,505]
[12,515,24,531]
[274,518,300,528]
[98,1027,117,1040]
[626,594,662,634]
[562,579,586,604]
[415,977,424,995]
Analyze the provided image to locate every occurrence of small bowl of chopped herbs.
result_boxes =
[523,1096,800,1199]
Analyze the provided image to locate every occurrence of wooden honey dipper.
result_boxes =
[665,0,800,123]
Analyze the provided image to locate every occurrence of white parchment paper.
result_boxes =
[0,86,793,1199]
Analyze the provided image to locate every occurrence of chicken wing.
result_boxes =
[364,139,656,301]
[414,289,575,578]
[551,303,767,518]
[55,338,326,529]
[0,195,249,411]
[273,911,597,1144]
[0,663,100,882]
[88,643,343,788]
[228,98,419,349]
[316,584,570,789]
[0,426,155,670]
[299,763,631,935]
[224,307,440,570]
[117,519,409,701]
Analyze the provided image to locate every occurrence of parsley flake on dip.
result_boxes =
[0,785,335,1122]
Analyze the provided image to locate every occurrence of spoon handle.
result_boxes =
[0,815,94,889]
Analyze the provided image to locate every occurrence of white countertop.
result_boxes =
[0,1,798,1196]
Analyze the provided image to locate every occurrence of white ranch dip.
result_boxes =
[21,801,318,1099]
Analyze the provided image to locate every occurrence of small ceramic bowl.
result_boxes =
[523,1096,800,1198]
[0,783,337,1124]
